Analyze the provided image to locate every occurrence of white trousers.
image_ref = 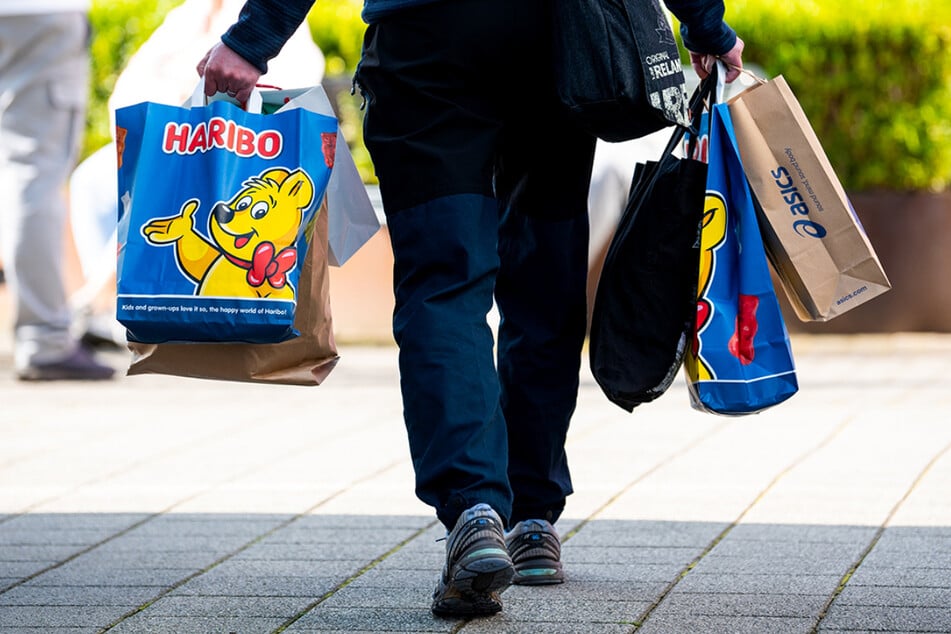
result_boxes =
[0,12,89,368]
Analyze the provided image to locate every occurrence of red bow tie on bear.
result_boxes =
[246,242,296,288]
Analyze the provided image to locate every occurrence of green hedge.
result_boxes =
[88,0,950,191]
[721,0,951,191]
[307,0,366,75]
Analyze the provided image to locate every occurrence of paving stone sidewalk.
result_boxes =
[1,334,950,633]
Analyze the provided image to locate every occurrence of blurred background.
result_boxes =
[51,0,951,343]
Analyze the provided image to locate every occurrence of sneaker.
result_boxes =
[17,345,115,381]
[506,519,565,585]
[431,503,515,617]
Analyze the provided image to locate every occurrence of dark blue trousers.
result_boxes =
[355,0,596,529]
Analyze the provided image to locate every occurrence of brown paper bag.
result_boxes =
[728,75,891,321]
[126,205,338,385]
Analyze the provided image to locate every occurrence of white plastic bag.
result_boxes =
[264,86,381,266]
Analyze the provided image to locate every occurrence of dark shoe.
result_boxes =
[17,346,115,381]
[431,503,515,617]
[506,519,565,585]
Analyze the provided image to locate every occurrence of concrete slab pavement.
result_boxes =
[1,332,950,633]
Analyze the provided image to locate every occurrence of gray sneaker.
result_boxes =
[17,346,115,381]
[431,503,515,617]
[506,519,565,585]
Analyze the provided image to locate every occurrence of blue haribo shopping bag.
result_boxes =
[683,103,798,415]
[115,92,337,344]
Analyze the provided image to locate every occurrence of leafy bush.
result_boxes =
[720,0,951,191]
[307,0,366,75]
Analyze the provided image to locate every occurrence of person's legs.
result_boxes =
[0,13,113,379]
[356,0,561,614]
[359,0,593,535]
[480,3,595,587]
[493,15,597,528]
[495,171,593,525]
[387,195,512,524]
[357,0,529,532]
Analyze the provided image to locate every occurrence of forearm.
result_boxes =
[221,0,315,73]
[663,0,737,55]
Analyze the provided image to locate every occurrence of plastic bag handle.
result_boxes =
[716,60,728,103]
[189,77,264,113]
[723,62,768,86]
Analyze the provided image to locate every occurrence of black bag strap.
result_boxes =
[624,65,719,210]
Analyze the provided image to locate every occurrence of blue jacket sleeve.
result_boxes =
[221,0,315,73]
[663,0,737,56]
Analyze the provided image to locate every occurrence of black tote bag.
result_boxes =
[552,0,689,142]
[589,76,714,411]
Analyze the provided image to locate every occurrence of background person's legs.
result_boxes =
[0,13,113,379]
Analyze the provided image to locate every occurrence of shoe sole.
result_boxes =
[453,553,515,594]
[17,369,115,381]
[431,591,504,617]
[432,553,514,617]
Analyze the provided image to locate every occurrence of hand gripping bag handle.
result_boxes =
[189,77,264,113]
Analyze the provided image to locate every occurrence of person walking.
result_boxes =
[0,0,115,380]
[197,0,744,617]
